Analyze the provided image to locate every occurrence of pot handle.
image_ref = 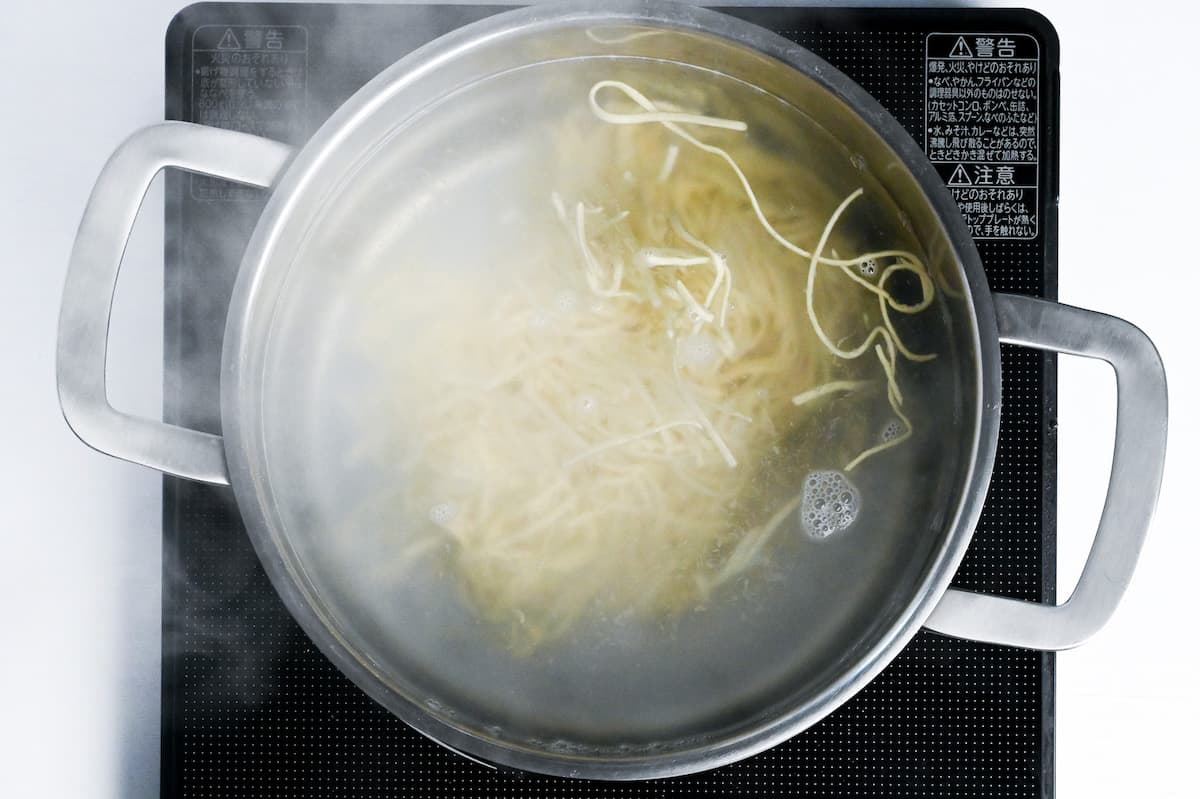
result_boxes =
[925,292,1167,650]
[56,122,293,486]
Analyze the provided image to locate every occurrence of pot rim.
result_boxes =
[220,0,1001,780]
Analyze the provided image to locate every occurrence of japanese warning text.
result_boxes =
[925,33,1040,240]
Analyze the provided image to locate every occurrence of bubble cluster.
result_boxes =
[528,310,551,330]
[679,332,720,369]
[553,289,580,314]
[428,502,458,528]
[858,257,878,277]
[881,419,903,442]
[800,470,861,539]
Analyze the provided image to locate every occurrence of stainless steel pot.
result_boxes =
[57,0,1167,780]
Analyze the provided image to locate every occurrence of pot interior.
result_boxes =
[229,8,983,773]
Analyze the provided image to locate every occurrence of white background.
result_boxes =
[1,1,1196,796]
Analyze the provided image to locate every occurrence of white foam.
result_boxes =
[799,470,861,539]
[428,502,458,528]
[553,289,580,314]
[679,332,720,369]
[529,309,551,329]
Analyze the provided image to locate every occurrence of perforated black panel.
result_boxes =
[163,5,1058,796]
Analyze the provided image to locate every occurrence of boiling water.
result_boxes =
[259,56,966,750]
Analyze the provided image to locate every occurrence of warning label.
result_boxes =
[189,25,308,201]
[925,33,1039,240]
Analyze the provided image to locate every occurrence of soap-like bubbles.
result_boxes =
[800,470,860,539]
[679,332,720,370]
[553,289,581,314]
[429,502,458,529]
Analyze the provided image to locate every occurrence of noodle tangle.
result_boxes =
[361,79,940,650]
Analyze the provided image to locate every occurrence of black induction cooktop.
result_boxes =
[163,4,1059,796]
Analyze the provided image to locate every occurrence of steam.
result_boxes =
[161,4,521,707]
[161,483,291,711]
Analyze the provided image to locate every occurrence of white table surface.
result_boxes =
[2,1,1196,796]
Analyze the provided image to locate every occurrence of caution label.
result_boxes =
[925,33,1039,240]
[189,25,309,201]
